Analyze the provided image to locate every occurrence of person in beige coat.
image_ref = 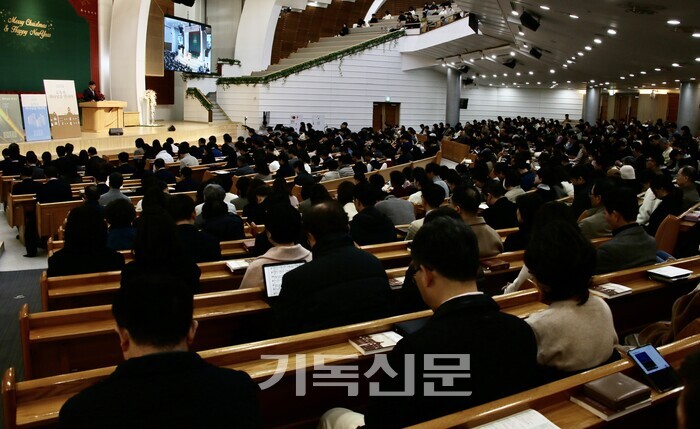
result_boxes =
[239,203,312,289]
[450,184,504,258]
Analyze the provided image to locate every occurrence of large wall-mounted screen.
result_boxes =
[164,15,212,74]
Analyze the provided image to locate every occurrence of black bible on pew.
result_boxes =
[570,373,652,421]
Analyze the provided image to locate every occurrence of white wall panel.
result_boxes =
[460,87,584,121]
[218,42,448,131]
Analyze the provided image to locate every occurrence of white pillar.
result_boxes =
[110,0,151,123]
[445,67,461,126]
[678,82,700,135]
[583,87,601,123]
[234,0,282,75]
[98,0,113,100]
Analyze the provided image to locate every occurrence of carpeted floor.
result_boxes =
[0,269,44,428]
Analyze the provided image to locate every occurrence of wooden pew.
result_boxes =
[22,268,409,379]
[2,289,540,429]
[440,139,470,163]
[6,270,697,429]
[408,335,700,429]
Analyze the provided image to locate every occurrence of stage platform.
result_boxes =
[1,121,243,156]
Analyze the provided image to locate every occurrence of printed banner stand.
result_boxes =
[43,79,81,139]
[20,94,52,142]
[0,94,25,143]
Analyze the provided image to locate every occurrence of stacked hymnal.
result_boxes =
[348,331,403,355]
[570,373,652,421]
[473,409,560,429]
[225,258,255,272]
[388,277,405,289]
[647,266,692,283]
[683,210,700,222]
[589,283,633,299]
[481,259,510,272]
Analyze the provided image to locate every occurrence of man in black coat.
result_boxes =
[166,194,222,263]
[350,182,397,245]
[482,180,519,230]
[59,274,261,428]
[12,166,42,257]
[153,158,177,184]
[274,201,393,336]
[322,217,538,428]
[36,166,72,203]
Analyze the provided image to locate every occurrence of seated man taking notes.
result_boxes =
[321,217,538,429]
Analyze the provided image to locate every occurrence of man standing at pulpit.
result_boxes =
[83,80,104,102]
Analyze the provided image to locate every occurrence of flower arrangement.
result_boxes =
[144,89,157,125]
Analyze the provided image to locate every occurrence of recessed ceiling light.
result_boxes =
[590,79,595,83]
[607,28,617,35]
[672,63,680,67]
[569,14,579,19]
[696,58,700,62]
[511,10,519,16]
[540,5,550,10]
[503,73,508,76]
[655,67,662,71]
[491,55,497,59]
[629,73,635,77]
[523,44,529,48]
[692,78,697,81]
[526,82,530,84]
[510,51,516,56]
[515,72,520,76]
[550,69,555,73]
[640,71,647,75]
[567,80,571,83]
[552,81,557,84]
[620,76,625,79]
[693,33,700,38]
[593,38,602,44]
[489,83,493,86]
[584,46,592,51]
[518,31,525,36]
[662,81,667,84]
[493,74,497,77]
[529,71,534,75]
[441,63,446,67]
[667,19,681,25]
[577,52,584,56]
[651,83,656,86]
[563,64,568,68]
[567,60,573,64]
[537,81,542,84]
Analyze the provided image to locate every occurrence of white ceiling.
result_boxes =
[417,0,700,91]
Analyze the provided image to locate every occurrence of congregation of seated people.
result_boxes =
[4,114,700,427]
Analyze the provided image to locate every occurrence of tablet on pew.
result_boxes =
[263,261,306,298]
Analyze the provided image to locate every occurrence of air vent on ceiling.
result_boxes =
[621,2,665,15]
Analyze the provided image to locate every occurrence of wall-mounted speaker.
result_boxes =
[172,0,195,6]
[529,47,542,59]
[503,59,516,69]
[462,78,474,86]
[520,11,540,31]
[468,13,479,34]
[459,65,471,73]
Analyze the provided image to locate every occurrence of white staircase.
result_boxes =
[206,93,231,123]
[249,26,388,78]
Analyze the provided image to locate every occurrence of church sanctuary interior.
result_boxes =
[1,0,700,427]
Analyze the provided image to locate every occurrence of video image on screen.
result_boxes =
[164,16,212,74]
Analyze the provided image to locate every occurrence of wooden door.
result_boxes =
[667,93,679,123]
[372,102,401,130]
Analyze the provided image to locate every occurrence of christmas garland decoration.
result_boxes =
[217,58,242,66]
[217,30,405,87]
[185,88,213,110]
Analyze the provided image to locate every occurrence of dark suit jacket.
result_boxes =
[177,224,222,262]
[350,206,397,246]
[174,178,199,193]
[121,257,201,294]
[646,191,683,236]
[235,164,255,176]
[59,351,261,429]
[36,179,73,203]
[116,164,136,176]
[154,168,177,184]
[484,197,518,230]
[201,213,245,242]
[11,178,41,195]
[595,224,657,274]
[82,88,99,102]
[364,294,538,428]
[294,171,315,187]
[47,247,125,277]
[274,234,392,335]
[274,163,294,179]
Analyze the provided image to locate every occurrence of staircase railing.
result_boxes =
[185,87,213,111]
[217,30,405,87]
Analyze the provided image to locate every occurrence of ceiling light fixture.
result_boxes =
[550,69,555,73]
[511,10,519,16]
[510,51,516,56]
[537,81,542,84]
[667,19,681,25]
[563,64,568,68]
[518,31,525,36]
[696,58,700,62]
[640,71,647,75]
[584,46,592,51]
[567,60,573,64]
[569,14,579,19]
[629,73,635,77]
[672,63,680,67]
[607,28,617,35]
[693,33,700,38]
[529,71,534,75]
[593,38,602,44]
[516,72,521,76]
[540,5,550,10]
[567,80,571,83]
[655,67,662,71]
[620,76,625,79]
[577,52,584,56]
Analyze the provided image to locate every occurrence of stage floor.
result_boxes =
[2,121,243,156]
